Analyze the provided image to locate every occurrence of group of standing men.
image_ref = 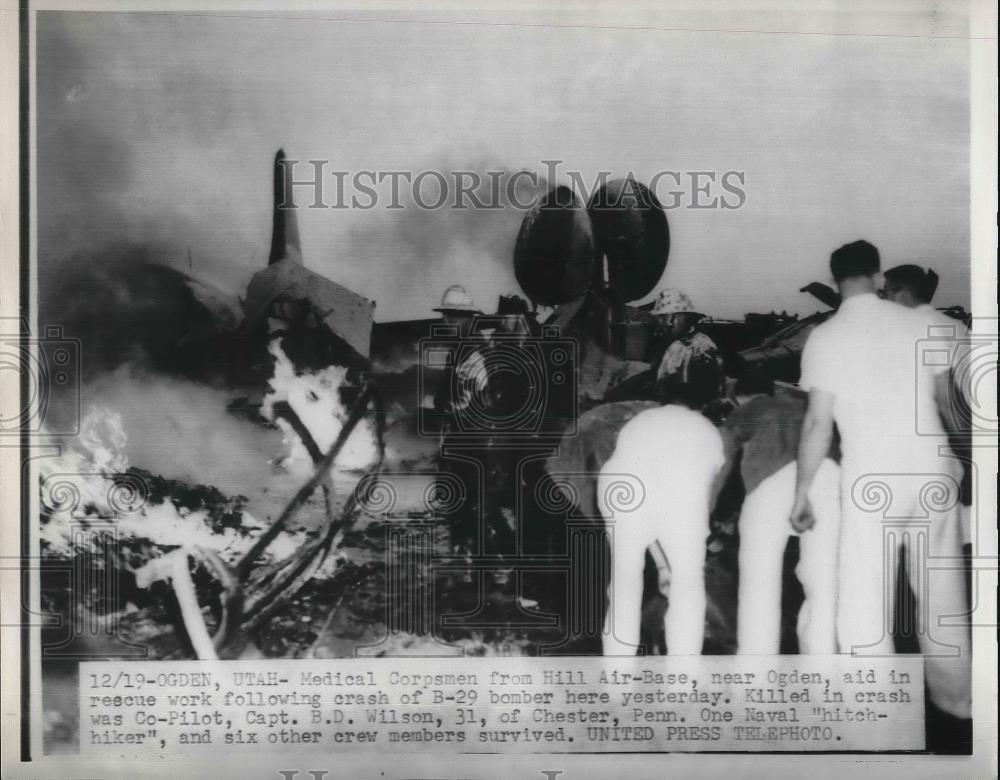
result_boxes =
[599,240,971,724]
[427,241,972,725]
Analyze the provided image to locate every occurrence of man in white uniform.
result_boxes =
[791,241,970,719]
[598,405,726,655]
[718,380,843,655]
[882,265,973,546]
[881,264,940,311]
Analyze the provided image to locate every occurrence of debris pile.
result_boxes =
[38,343,386,662]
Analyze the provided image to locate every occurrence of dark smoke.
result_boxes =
[36,13,260,309]
[39,248,240,383]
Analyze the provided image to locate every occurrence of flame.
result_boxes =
[37,406,292,563]
[38,341,377,571]
[261,338,378,481]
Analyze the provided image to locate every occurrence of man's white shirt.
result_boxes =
[799,293,951,469]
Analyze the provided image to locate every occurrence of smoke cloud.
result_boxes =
[333,159,547,318]
[76,367,287,506]
[36,10,971,325]
[36,13,548,326]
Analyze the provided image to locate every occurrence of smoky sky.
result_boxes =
[36,8,971,322]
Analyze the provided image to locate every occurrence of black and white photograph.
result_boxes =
[1,2,996,778]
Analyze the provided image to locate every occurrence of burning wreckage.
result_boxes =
[40,151,971,689]
[40,150,390,677]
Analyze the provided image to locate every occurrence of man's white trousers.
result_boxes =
[737,458,842,654]
[598,407,724,655]
[837,454,971,719]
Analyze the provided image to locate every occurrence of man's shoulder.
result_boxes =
[809,296,911,338]
[679,330,719,357]
[871,297,925,329]
[657,339,685,365]
[862,301,966,349]
[799,313,845,390]
[689,330,718,349]
[803,313,838,350]
[632,402,717,430]
[913,304,968,337]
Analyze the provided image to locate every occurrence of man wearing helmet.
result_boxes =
[429,285,492,561]
[432,285,489,418]
[650,287,724,409]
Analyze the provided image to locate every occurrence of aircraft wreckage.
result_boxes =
[40,150,972,664]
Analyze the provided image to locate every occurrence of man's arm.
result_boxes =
[790,388,835,532]
[936,321,971,438]
[935,369,967,436]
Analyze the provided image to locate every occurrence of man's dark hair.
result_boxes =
[884,264,938,303]
[830,240,880,282]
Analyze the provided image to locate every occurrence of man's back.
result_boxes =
[607,404,726,488]
[800,293,947,468]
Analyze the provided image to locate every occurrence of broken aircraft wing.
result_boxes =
[243,257,375,361]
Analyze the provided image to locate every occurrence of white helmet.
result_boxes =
[433,285,480,314]
[651,287,701,317]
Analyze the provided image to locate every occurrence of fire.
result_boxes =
[262,339,378,481]
[37,343,379,642]
[37,406,291,562]
[39,342,377,570]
